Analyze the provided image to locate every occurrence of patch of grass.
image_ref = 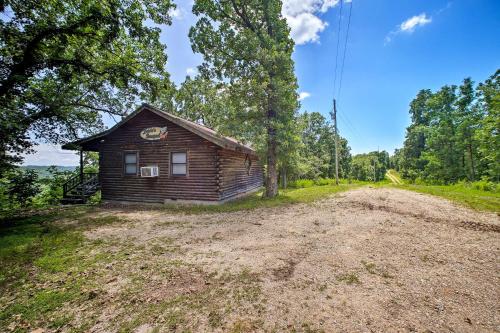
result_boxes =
[157,184,359,214]
[392,183,500,212]
[230,319,263,333]
[115,268,264,332]
[208,310,223,328]
[336,273,361,285]
[360,260,394,280]
[1,289,80,323]
[75,215,124,229]
[361,260,377,274]
[299,322,325,333]
[0,208,123,331]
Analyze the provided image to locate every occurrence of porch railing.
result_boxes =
[62,172,99,198]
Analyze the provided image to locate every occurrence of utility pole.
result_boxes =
[333,99,339,185]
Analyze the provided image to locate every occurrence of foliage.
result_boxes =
[0,158,99,216]
[34,166,75,206]
[0,208,120,330]
[0,0,176,175]
[289,178,344,188]
[173,76,238,135]
[292,112,351,181]
[5,169,40,207]
[396,70,499,183]
[475,71,500,180]
[20,165,76,178]
[189,0,299,197]
[351,151,390,181]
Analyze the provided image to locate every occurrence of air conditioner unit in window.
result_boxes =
[140,166,159,177]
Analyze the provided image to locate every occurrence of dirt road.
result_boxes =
[386,170,403,184]
[73,187,500,332]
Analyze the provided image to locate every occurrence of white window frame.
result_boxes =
[124,152,138,176]
[170,151,187,176]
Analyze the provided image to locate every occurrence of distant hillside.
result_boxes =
[21,165,76,178]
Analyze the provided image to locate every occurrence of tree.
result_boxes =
[397,70,499,183]
[400,89,432,180]
[476,70,500,181]
[455,78,482,181]
[298,112,332,179]
[0,0,176,175]
[189,0,299,197]
[173,75,247,139]
[5,169,41,207]
[351,151,389,182]
[295,111,351,180]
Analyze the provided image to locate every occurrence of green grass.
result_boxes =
[393,183,500,213]
[160,184,358,214]
[0,208,125,331]
[336,272,361,285]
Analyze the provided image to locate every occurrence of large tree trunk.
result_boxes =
[265,125,278,197]
[265,89,278,197]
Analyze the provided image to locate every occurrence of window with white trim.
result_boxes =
[124,152,138,175]
[171,152,187,176]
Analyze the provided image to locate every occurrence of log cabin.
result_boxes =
[61,104,264,204]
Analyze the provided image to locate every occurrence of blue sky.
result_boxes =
[24,0,500,165]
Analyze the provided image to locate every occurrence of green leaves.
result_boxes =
[189,0,299,196]
[0,0,175,173]
[398,70,499,183]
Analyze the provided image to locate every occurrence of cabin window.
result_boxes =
[171,152,187,176]
[124,152,138,175]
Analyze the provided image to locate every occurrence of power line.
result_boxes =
[332,0,344,98]
[337,0,353,99]
[337,110,362,142]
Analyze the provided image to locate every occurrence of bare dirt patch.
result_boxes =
[31,188,500,331]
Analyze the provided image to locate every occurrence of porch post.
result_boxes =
[79,149,84,184]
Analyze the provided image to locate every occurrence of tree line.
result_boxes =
[392,71,499,184]
[0,0,361,200]
[1,1,496,212]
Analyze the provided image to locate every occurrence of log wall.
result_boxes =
[218,149,264,200]
[94,109,219,202]
[84,108,263,203]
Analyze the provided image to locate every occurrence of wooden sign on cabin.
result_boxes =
[140,126,168,141]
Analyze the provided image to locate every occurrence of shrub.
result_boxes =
[5,169,41,207]
[314,178,336,186]
[289,179,315,188]
[470,178,497,192]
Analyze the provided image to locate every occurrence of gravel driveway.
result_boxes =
[78,187,500,332]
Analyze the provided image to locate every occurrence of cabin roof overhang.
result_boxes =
[61,103,257,156]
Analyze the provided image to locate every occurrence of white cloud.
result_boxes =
[385,13,432,44]
[282,0,346,45]
[299,91,311,100]
[22,144,79,166]
[169,7,184,20]
[186,67,198,76]
[285,13,327,45]
[399,13,432,33]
